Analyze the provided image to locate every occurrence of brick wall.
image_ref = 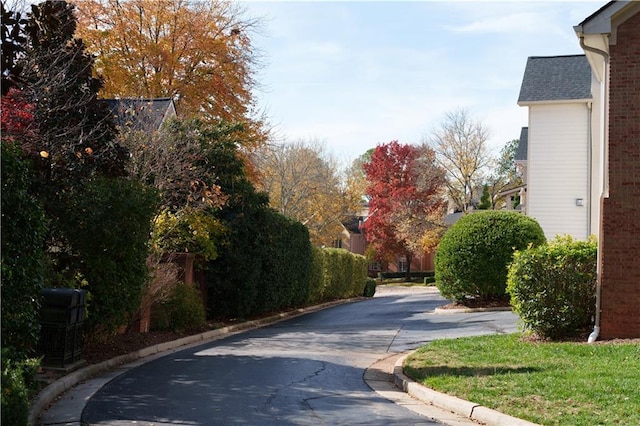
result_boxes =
[600,10,640,338]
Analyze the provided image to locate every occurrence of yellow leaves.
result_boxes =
[254,140,347,246]
[73,0,258,125]
[84,147,93,155]
[40,151,49,158]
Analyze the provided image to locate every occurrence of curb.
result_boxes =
[393,354,540,426]
[433,306,513,314]
[28,298,359,426]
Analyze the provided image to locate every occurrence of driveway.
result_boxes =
[40,286,518,425]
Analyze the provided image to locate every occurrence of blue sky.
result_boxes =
[243,1,603,166]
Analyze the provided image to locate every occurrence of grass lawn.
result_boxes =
[403,333,640,425]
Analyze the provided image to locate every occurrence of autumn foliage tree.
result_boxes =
[363,141,446,276]
[253,140,355,246]
[73,0,268,149]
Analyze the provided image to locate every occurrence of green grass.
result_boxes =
[404,333,640,425]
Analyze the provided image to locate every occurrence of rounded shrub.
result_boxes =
[435,211,546,302]
[507,235,597,339]
[154,283,206,332]
[363,278,377,297]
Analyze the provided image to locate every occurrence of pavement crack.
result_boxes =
[387,325,404,352]
[261,361,328,412]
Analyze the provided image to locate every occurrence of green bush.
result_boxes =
[207,207,312,319]
[57,177,158,336]
[319,248,368,301]
[435,211,546,302]
[1,349,40,426]
[307,246,326,304]
[363,278,377,297]
[1,142,46,357]
[154,283,206,332]
[507,236,597,339]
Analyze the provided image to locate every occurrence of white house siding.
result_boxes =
[527,102,591,240]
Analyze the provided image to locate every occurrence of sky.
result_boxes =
[242,0,604,166]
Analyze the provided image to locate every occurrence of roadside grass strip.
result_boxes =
[403,333,639,425]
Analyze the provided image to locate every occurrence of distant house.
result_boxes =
[103,98,177,131]
[574,0,640,339]
[340,206,435,276]
[517,55,601,240]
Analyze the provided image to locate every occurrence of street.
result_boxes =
[45,286,519,425]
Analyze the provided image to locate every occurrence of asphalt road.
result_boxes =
[62,287,519,425]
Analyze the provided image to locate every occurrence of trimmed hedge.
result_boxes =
[207,208,312,319]
[435,211,546,302]
[57,177,159,335]
[379,271,435,280]
[507,236,597,339]
[1,143,46,357]
[318,248,368,301]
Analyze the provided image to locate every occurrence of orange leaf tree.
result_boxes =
[73,0,267,149]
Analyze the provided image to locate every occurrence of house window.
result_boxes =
[398,256,407,272]
[332,238,342,248]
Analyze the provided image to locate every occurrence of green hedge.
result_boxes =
[1,142,46,358]
[379,271,435,280]
[507,236,597,339]
[207,208,312,318]
[316,248,367,301]
[435,211,546,302]
[57,177,158,335]
[206,208,367,319]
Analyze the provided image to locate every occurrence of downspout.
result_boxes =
[578,35,609,343]
[586,101,592,238]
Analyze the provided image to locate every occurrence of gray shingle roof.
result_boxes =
[515,127,528,161]
[518,55,592,103]
[103,98,176,131]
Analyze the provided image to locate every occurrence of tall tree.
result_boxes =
[253,140,352,246]
[21,0,127,186]
[72,0,267,148]
[485,138,522,209]
[118,117,227,213]
[343,148,373,207]
[1,2,28,95]
[363,141,446,276]
[427,109,491,212]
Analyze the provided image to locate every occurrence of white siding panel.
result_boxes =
[528,103,590,240]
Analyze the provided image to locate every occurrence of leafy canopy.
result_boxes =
[363,141,446,270]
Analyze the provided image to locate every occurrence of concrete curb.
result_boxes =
[433,306,513,314]
[393,354,540,426]
[28,298,358,425]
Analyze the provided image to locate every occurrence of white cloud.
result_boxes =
[248,1,603,166]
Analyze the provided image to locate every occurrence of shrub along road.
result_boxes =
[40,286,519,425]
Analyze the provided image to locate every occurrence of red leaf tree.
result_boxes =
[362,141,446,276]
